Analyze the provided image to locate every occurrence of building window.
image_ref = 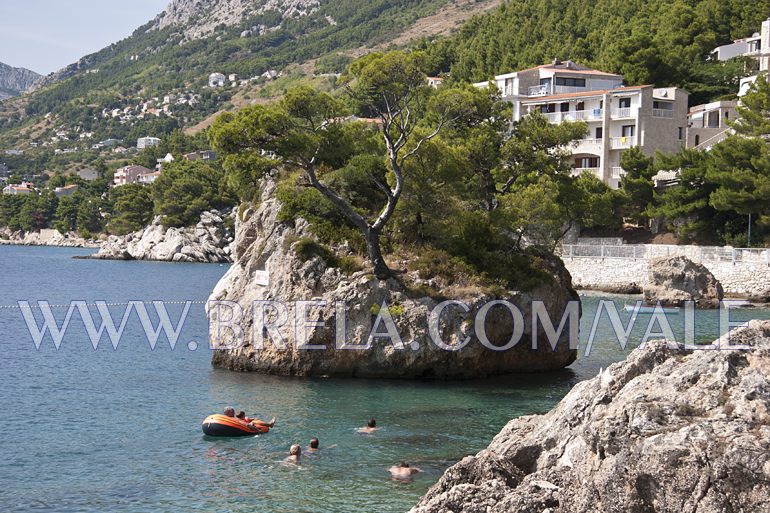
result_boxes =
[621,125,635,137]
[725,112,729,120]
[652,101,673,110]
[577,102,585,111]
[618,97,631,109]
[554,77,586,87]
[560,102,570,112]
[695,135,700,146]
[576,157,600,168]
[595,127,603,139]
[678,127,684,140]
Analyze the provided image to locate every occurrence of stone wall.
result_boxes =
[564,256,770,298]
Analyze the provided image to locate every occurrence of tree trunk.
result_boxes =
[365,227,390,280]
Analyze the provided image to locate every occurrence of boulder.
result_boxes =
[412,320,770,513]
[207,180,580,379]
[643,256,723,308]
[90,210,233,263]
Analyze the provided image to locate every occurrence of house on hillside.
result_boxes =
[137,136,161,150]
[77,168,99,181]
[54,184,79,197]
[114,165,151,186]
[476,59,688,189]
[715,18,770,96]
[183,150,217,161]
[427,76,444,88]
[156,153,175,170]
[686,101,737,150]
[139,171,161,184]
[3,184,33,195]
[209,73,226,88]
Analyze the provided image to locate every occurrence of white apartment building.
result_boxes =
[686,100,737,150]
[719,18,770,96]
[476,60,689,188]
[137,136,161,150]
[114,165,151,186]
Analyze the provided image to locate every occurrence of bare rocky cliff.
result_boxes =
[412,321,770,512]
[207,181,579,379]
[152,0,320,39]
[0,62,40,100]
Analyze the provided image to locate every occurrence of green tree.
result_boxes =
[151,160,233,227]
[109,184,153,235]
[53,195,80,233]
[620,146,656,224]
[213,52,463,279]
[733,75,770,137]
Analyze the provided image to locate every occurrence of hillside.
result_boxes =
[0,62,40,101]
[0,0,493,153]
[427,0,769,105]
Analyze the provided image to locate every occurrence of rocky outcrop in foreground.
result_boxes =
[91,210,233,263]
[208,181,579,379]
[412,320,770,513]
[0,228,97,248]
[644,256,724,308]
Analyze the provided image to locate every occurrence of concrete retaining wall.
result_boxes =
[564,257,770,298]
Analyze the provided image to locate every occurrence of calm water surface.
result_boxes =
[1,246,768,512]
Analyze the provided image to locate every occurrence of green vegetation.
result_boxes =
[211,51,623,290]
[0,132,236,236]
[425,0,764,105]
[630,77,770,246]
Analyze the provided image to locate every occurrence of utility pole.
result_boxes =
[748,213,753,247]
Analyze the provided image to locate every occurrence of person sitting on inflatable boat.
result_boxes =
[224,406,276,428]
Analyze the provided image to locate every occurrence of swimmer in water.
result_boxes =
[285,444,302,465]
[306,437,338,453]
[388,462,422,481]
[357,418,378,434]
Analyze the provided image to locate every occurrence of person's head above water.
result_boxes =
[398,461,409,468]
[309,437,319,449]
[236,411,246,420]
[290,444,301,457]
[367,418,376,428]
[224,407,235,417]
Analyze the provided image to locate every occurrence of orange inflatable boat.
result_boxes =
[201,414,270,437]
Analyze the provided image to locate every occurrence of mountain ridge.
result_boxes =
[0,62,40,100]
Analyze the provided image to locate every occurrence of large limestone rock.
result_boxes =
[412,320,770,513]
[644,256,724,308]
[207,181,579,379]
[91,210,233,263]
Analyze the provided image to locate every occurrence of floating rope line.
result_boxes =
[0,300,209,310]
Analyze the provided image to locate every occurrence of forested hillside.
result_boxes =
[427,0,770,104]
[0,0,461,147]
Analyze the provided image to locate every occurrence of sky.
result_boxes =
[0,1,169,75]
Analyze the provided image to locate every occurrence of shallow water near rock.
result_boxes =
[1,246,768,512]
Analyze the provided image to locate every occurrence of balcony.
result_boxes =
[572,167,603,180]
[543,110,603,123]
[652,108,674,118]
[611,167,626,179]
[573,138,602,153]
[611,107,635,119]
[528,84,549,97]
[554,85,587,95]
[572,109,603,121]
[610,136,636,149]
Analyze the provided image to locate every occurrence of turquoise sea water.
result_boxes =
[1,246,768,512]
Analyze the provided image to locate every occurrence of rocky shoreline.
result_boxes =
[411,320,770,512]
[89,210,234,263]
[0,228,98,248]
